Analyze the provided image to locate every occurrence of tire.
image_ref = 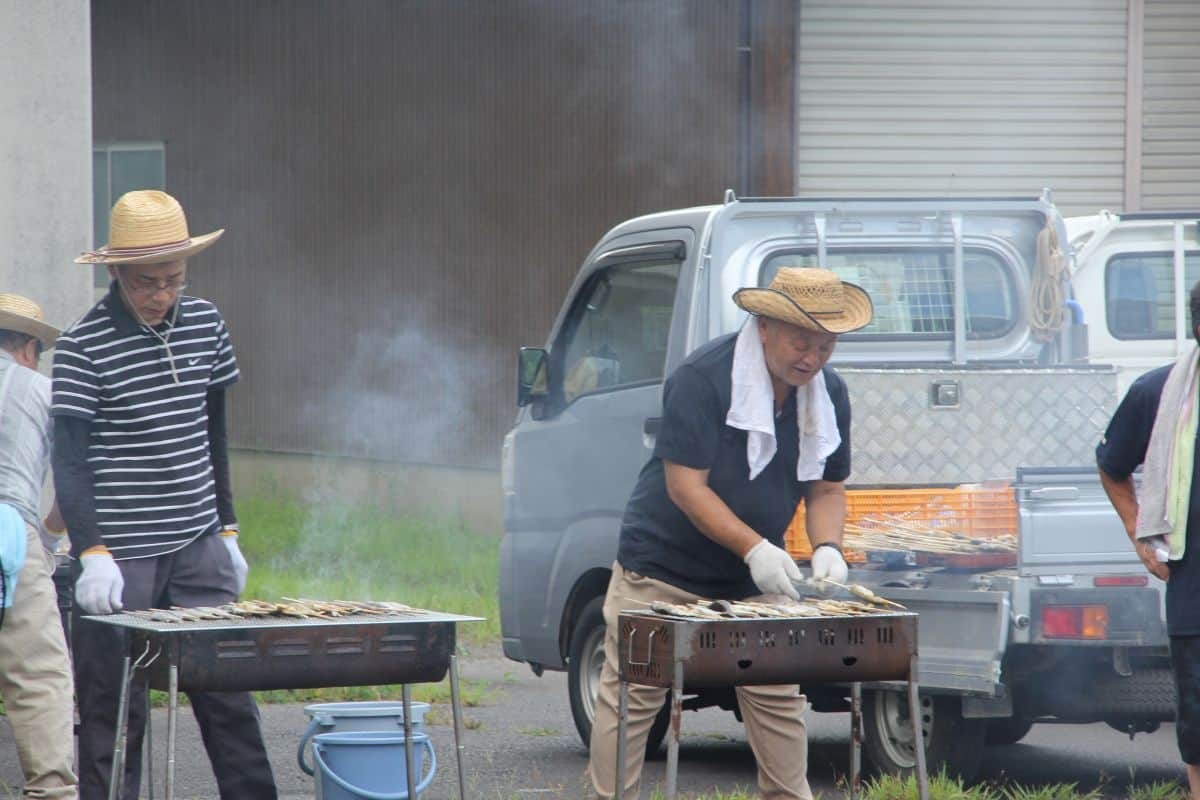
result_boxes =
[567,596,670,757]
[862,690,986,782]
[985,715,1034,746]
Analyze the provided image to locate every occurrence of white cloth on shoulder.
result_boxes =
[725,321,841,482]
[1136,341,1200,560]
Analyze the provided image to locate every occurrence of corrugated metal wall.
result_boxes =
[91,1,739,469]
[1141,0,1200,209]
[795,0,1129,213]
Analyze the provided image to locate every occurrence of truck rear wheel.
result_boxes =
[567,596,670,758]
[863,690,985,781]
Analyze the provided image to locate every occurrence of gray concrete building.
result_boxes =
[0,0,93,341]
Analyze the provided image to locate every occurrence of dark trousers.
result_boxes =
[72,533,278,800]
[1171,635,1200,765]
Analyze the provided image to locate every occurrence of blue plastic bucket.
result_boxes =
[313,730,436,800]
[299,701,431,776]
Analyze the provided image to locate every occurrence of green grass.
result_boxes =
[857,772,994,800]
[1125,779,1188,800]
[999,783,1103,800]
[236,492,499,646]
[516,725,561,737]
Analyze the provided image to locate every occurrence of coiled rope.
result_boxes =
[1030,216,1069,342]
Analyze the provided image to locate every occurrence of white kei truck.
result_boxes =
[500,191,1198,780]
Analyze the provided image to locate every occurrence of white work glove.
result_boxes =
[743,539,802,600]
[220,532,248,595]
[76,550,125,615]
[811,544,849,595]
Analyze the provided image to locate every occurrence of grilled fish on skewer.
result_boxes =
[812,579,906,609]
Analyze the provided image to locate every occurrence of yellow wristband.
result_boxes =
[81,545,111,557]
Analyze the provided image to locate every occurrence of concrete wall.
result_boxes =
[90,1,741,470]
[229,449,503,536]
[0,1,93,338]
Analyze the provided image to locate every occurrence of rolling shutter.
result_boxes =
[796,0,1128,214]
[1141,0,1200,210]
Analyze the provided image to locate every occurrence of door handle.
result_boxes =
[1027,487,1080,501]
[643,417,662,436]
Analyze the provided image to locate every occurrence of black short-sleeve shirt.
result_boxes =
[617,333,851,599]
[1096,364,1200,635]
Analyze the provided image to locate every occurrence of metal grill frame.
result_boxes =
[83,611,482,800]
[85,611,480,692]
[619,610,918,689]
[614,609,929,800]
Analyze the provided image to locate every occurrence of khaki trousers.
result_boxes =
[588,562,812,800]
[0,524,78,799]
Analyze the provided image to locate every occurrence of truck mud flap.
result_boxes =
[874,587,1009,696]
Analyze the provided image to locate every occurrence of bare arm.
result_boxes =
[805,479,846,551]
[43,499,65,534]
[1098,464,1168,581]
[663,460,762,558]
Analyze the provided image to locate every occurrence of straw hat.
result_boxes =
[734,267,873,334]
[0,294,60,349]
[76,190,223,264]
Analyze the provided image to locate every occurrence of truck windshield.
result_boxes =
[762,248,1015,340]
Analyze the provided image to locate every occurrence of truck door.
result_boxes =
[503,231,696,668]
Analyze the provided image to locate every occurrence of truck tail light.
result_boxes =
[1093,575,1149,587]
[1041,605,1109,639]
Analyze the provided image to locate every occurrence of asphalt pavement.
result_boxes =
[0,645,1187,799]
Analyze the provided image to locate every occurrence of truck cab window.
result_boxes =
[762,248,1015,339]
[1105,251,1200,339]
[556,259,681,405]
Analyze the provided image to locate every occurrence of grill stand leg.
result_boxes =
[108,655,133,800]
[402,684,417,800]
[449,652,469,799]
[614,679,628,800]
[146,692,154,800]
[850,682,863,800]
[166,663,178,800]
[907,656,929,800]
[664,660,682,800]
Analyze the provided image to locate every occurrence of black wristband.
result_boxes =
[812,541,843,555]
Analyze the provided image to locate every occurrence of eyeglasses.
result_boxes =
[124,280,189,297]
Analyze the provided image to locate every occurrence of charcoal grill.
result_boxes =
[84,610,483,800]
[616,609,928,800]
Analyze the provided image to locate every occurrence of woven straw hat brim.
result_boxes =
[734,281,873,334]
[74,229,224,265]
[0,309,59,349]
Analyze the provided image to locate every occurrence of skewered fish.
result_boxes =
[812,579,906,609]
[118,599,436,623]
[641,597,900,620]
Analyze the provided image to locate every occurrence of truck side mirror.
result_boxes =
[517,347,549,407]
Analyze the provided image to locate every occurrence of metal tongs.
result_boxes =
[791,576,906,609]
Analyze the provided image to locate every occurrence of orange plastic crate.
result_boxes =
[786,483,1016,562]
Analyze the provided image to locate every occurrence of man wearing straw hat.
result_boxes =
[588,267,872,800]
[51,190,276,799]
[0,294,78,798]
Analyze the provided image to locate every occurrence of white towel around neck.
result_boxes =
[725,322,841,481]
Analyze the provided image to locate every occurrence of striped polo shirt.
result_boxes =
[51,284,239,560]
